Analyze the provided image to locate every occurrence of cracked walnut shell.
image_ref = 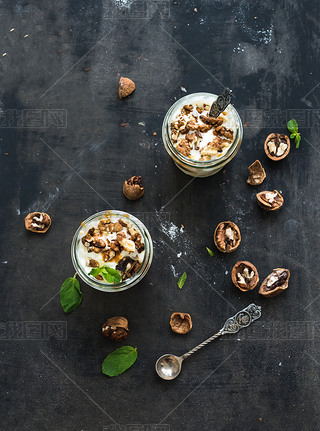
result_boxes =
[170,312,192,334]
[257,190,284,211]
[25,212,51,233]
[247,160,266,186]
[231,261,259,291]
[214,221,241,253]
[102,316,129,341]
[264,133,290,161]
[123,176,144,200]
[118,77,135,99]
[259,268,290,297]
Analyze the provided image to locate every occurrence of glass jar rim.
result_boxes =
[163,92,243,169]
[71,210,153,292]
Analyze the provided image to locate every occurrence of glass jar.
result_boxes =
[71,210,153,292]
[162,92,243,177]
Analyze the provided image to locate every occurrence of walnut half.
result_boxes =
[102,316,129,341]
[257,190,284,211]
[259,268,290,297]
[264,133,290,161]
[231,261,259,291]
[247,160,266,186]
[170,312,192,334]
[123,176,144,200]
[214,221,241,253]
[25,212,51,233]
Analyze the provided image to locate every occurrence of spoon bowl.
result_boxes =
[155,354,183,380]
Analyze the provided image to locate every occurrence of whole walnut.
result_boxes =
[102,317,129,341]
[123,176,144,200]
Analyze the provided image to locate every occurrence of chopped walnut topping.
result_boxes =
[86,258,99,267]
[170,99,235,161]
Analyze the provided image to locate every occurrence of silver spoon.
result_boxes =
[155,303,261,380]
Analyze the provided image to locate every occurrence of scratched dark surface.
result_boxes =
[1,0,320,430]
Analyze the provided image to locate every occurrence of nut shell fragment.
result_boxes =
[123,175,144,200]
[257,190,284,211]
[264,133,290,161]
[118,77,135,99]
[24,212,51,233]
[259,268,290,297]
[214,221,241,253]
[170,312,192,334]
[247,160,266,186]
[102,316,129,341]
[231,261,259,291]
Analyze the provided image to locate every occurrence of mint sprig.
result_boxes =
[102,346,138,377]
[177,272,187,289]
[287,119,301,148]
[60,273,82,313]
[89,266,121,283]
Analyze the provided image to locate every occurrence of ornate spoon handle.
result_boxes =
[181,304,261,360]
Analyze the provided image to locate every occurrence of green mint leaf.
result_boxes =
[206,247,215,257]
[290,133,296,139]
[89,268,101,277]
[102,346,137,377]
[60,275,82,313]
[295,133,301,148]
[287,119,298,134]
[177,272,187,289]
[101,267,121,284]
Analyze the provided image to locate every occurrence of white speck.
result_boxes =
[24,34,29,38]
[225,270,228,275]
[2,53,7,57]
[138,121,145,126]
[177,252,182,258]
[112,0,134,8]
[180,226,184,233]
[2,261,8,264]
[170,265,178,277]
[16,208,21,215]
[279,362,282,366]
[237,337,241,341]
[233,43,246,53]
[257,23,273,44]
[199,18,205,25]
[180,86,187,93]
[155,165,157,168]
[10,28,15,32]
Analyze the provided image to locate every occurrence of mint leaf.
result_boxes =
[102,346,137,377]
[89,268,101,277]
[290,133,296,139]
[89,266,121,283]
[206,247,215,257]
[60,274,82,313]
[177,272,187,289]
[101,267,121,284]
[287,119,298,134]
[295,133,301,148]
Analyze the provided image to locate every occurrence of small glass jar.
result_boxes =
[71,210,153,293]
[162,92,243,177]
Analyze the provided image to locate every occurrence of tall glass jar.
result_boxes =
[71,210,153,293]
[162,92,243,177]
